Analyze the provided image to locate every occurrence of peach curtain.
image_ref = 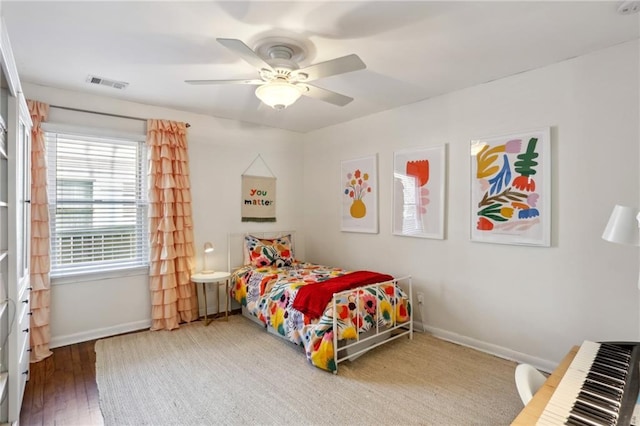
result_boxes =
[27,100,52,362]
[147,119,197,330]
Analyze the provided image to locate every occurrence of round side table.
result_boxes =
[191,271,231,325]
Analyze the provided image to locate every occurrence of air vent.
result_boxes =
[618,0,640,14]
[85,75,129,90]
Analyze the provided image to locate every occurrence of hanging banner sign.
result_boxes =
[241,175,276,222]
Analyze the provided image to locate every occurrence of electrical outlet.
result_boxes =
[417,292,424,304]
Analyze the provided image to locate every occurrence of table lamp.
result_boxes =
[202,242,215,274]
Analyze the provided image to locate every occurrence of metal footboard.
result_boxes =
[332,275,413,374]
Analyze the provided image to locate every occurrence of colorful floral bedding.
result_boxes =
[230,261,411,372]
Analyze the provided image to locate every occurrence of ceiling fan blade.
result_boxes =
[294,54,366,82]
[300,84,354,107]
[185,79,264,85]
[217,38,274,72]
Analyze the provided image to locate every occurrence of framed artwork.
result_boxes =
[470,127,551,246]
[341,154,378,233]
[393,145,446,239]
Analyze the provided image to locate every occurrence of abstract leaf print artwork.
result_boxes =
[470,128,551,246]
[393,145,446,239]
[341,154,379,233]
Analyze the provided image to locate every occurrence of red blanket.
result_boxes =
[292,271,394,319]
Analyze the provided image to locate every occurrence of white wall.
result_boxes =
[302,40,640,371]
[22,83,304,346]
[23,40,640,372]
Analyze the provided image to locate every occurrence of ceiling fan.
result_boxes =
[185,38,366,110]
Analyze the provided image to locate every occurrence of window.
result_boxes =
[45,130,148,277]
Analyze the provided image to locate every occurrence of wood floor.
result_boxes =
[19,314,234,425]
[20,340,103,426]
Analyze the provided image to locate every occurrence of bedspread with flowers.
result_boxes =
[230,262,411,372]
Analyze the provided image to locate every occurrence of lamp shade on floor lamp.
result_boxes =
[602,204,640,291]
[602,205,640,246]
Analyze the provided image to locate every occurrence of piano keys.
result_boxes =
[537,340,640,426]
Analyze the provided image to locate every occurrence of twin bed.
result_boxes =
[228,231,414,373]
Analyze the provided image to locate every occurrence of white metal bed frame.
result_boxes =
[228,231,413,373]
[332,276,413,373]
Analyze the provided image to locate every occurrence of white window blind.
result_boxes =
[45,130,148,276]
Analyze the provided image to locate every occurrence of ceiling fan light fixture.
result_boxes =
[255,81,303,110]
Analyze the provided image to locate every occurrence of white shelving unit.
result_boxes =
[0,60,9,422]
[0,15,31,425]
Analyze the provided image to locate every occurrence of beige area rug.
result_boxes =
[95,316,524,425]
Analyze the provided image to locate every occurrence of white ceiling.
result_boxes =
[2,1,638,133]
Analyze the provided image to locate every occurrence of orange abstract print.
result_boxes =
[406,159,429,186]
[406,159,431,216]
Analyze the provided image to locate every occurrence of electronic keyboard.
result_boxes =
[537,340,640,426]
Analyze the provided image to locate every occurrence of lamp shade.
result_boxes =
[202,242,215,273]
[602,204,640,246]
[255,81,303,110]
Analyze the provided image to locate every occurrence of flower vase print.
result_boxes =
[345,169,371,218]
[341,155,378,233]
[470,128,551,246]
[393,145,446,239]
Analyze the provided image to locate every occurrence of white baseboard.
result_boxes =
[50,319,152,349]
[420,322,557,373]
[50,317,556,373]
[51,306,224,349]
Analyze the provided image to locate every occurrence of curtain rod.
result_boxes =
[49,105,191,128]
